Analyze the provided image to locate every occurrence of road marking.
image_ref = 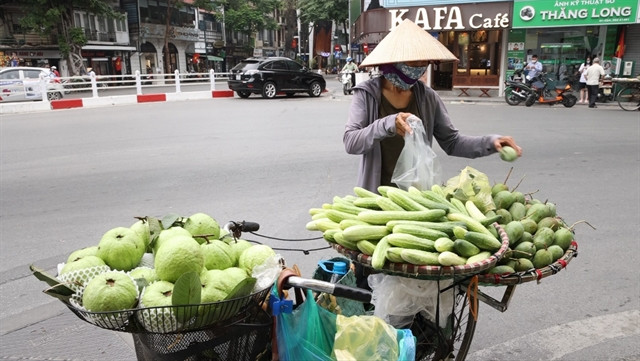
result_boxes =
[468,309,640,360]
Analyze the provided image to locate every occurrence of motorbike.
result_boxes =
[341,72,353,95]
[596,74,614,103]
[525,72,577,107]
[504,69,532,106]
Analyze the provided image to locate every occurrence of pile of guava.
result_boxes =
[50,212,277,330]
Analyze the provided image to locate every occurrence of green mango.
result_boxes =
[509,202,527,221]
[504,221,525,245]
[532,249,553,269]
[533,227,555,250]
[496,209,512,224]
[554,227,574,251]
[491,183,509,197]
[512,191,526,204]
[537,216,561,231]
[494,190,516,209]
[514,241,536,260]
[548,245,564,262]
[514,258,534,272]
[520,218,538,235]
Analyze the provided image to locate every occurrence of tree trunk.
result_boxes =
[164,1,176,74]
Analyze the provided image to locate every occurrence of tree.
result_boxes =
[298,0,348,26]
[18,0,121,76]
[219,0,282,42]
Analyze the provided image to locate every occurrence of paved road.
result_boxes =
[1,84,638,360]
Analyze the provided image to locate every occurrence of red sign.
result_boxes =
[363,43,369,54]
[334,44,341,51]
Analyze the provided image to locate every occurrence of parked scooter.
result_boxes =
[596,74,614,103]
[341,72,354,95]
[525,72,577,107]
[504,69,532,106]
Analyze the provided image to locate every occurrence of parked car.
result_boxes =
[227,57,326,99]
[0,67,64,102]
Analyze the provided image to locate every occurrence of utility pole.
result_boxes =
[348,0,351,59]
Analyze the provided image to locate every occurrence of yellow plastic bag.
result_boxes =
[444,166,495,212]
[332,314,415,361]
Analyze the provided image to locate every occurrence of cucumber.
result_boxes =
[464,231,502,252]
[446,212,495,237]
[377,185,396,197]
[449,198,470,215]
[306,218,341,232]
[386,247,405,263]
[342,225,390,242]
[357,240,378,256]
[339,219,371,230]
[407,187,451,211]
[480,214,503,227]
[333,231,358,250]
[391,224,449,241]
[385,233,436,252]
[323,229,341,242]
[353,186,379,198]
[434,237,455,253]
[353,197,382,210]
[311,212,329,220]
[376,196,405,211]
[438,251,467,266]
[326,209,359,223]
[385,220,465,236]
[453,239,481,257]
[465,200,487,221]
[358,209,447,225]
[487,265,515,274]
[386,188,428,211]
[371,236,391,270]
[453,226,468,240]
[331,201,367,215]
[400,249,441,266]
[466,251,492,265]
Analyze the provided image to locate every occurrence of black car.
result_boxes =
[227,57,326,99]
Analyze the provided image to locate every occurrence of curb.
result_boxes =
[0,89,235,115]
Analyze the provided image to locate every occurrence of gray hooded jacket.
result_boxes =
[343,77,500,192]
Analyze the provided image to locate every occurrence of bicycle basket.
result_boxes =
[476,240,579,286]
[332,224,510,280]
[132,308,272,361]
[65,284,271,333]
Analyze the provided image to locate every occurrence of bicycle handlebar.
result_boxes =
[285,276,372,303]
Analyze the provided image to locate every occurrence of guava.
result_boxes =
[130,220,151,252]
[154,235,204,283]
[200,269,228,303]
[60,255,106,275]
[138,280,178,332]
[183,213,220,244]
[59,255,109,290]
[82,271,138,312]
[201,239,235,270]
[153,226,192,254]
[66,246,99,263]
[140,280,174,307]
[129,267,158,284]
[138,253,155,268]
[238,244,276,275]
[229,239,253,266]
[96,227,145,271]
[219,267,249,293]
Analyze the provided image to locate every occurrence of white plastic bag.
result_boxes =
[391,115,441,191]
[368,273,453,329]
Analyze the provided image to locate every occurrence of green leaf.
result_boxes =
[146,216,163,249]
[30,265,71,289]
[172,271,202,323]
[162,213,182,229]
[224,277,257,300]
[43,284,74,303]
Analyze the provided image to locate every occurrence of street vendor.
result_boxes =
[343,19,522,193]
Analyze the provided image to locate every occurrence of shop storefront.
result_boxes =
[509,0,638,81]
[353,1,512,90]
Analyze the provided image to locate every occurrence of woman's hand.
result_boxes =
[395,112,415,137]
[494,136,523,156]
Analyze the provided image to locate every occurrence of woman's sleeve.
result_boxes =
[430,91,499,158]
[343,89,396,155]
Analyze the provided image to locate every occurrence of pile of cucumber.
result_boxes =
[306,182,575,275]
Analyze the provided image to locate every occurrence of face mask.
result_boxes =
[380,62,427,90]
[532,60,537,63]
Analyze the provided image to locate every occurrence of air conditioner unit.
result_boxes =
[255,40,263,47]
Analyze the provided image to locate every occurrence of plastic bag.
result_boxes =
[391,115,441,191]
[443,166,495,213]
[368,273,453,329]
[333,314,416,361]
[275,287,337,361]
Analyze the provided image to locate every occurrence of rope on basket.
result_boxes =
[466,275,479,322]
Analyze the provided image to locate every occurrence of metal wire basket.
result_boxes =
[331,224,510,280]
[65,285,271,334]
[132,308,272,361]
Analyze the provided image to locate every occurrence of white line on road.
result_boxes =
[468,309,640,361]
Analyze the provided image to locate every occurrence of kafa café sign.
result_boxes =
[386,2,512,31]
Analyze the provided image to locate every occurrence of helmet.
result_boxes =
[346,57,352,62]
[51,66,56,69]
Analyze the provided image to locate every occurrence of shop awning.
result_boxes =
[207,55,224,62]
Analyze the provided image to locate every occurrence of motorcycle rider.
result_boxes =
[341,57,358,88]
[524,54,543,84]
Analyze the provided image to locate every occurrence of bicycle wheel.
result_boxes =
[616,85,640,111]
[411,284,477,361]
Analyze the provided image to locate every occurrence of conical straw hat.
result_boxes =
[360,19,458,67]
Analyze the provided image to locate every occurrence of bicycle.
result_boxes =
[613,77,640,111]
[228,220,519,361]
